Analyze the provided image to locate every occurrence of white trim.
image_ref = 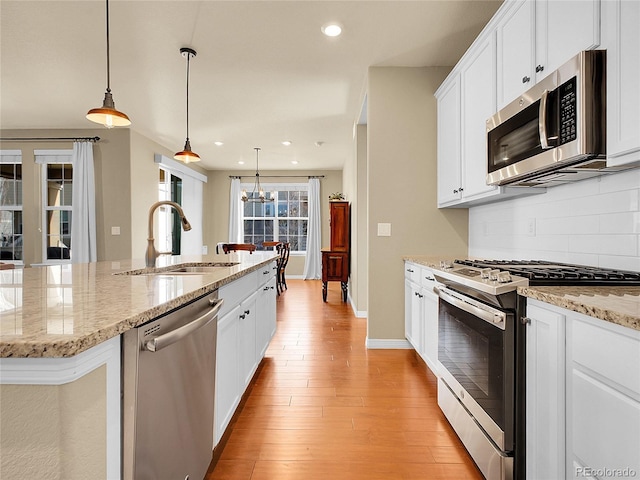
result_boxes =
[0,150,22,163]
[154,153,208,183]
[0,336,122,478]
[34,150,73,164]
[365,338,413,349]
[0,335,120,385]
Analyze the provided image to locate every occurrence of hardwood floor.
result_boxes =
[206,280,483,480]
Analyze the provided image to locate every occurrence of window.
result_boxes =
[37,150,73,263]
[0,151,23,263]
[242,184,308,252]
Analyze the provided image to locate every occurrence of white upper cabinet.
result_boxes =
[536,0,601,79]
[460,33,498,202]
[497,0,536,109]
[497,0,601,110]
[436,76,462,206]
[602,0,640,167]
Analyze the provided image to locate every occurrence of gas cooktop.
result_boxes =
[454,259,640,284]
[432,259,640,297]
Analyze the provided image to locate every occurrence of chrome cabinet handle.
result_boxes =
[521,317,532,325]
[522,75,530,83]
[144,298,224,352]
[244,309,250,315]
[453,189,459,194]
[535,65,544,73]
[459,187,464,192]
[406,268,414,273]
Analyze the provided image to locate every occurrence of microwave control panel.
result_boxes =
[559,77,577,145]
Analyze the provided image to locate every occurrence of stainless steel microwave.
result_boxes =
[486,50,613,187]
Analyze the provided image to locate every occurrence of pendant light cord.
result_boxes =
[185,52,191,141]
[105,0,111,93]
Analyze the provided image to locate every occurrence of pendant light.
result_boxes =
[174,47,200,163]
[86,0,131,128]
[241,148,274,203]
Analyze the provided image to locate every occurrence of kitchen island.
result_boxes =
[0,252,277,480]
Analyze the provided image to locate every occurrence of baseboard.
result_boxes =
[365,338,412,349]
[348,295,367,318]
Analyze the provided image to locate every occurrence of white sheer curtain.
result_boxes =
[228,178,242,242]
[71,141,97,263]
[303,178,321,279]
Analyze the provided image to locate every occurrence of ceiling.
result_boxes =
[0,0,502,171]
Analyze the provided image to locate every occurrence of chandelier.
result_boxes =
[241,148,274,203]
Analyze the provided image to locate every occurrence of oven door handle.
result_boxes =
[539,89,551,150]
[433,286,506,330]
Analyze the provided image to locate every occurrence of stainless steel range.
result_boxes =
[431,259,640,480]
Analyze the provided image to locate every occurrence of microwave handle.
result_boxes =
[539,89,551,150]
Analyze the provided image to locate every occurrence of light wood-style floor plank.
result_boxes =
[206,280,482,479]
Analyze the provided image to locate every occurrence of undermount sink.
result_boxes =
[115,262,239,276]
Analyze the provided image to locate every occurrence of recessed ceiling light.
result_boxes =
[321,23,342,37]
[281,140,292,146]
[214,141,224,146]
[291,160,298,165]
[238,160,244,165]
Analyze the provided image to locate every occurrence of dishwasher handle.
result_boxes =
[144,298,224,352]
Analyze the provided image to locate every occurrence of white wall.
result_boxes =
[469,169,640,272]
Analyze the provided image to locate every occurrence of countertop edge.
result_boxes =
[518,286,640,333]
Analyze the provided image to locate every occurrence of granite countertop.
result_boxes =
[402,255,466,269]
[0,252,277,358]
[518,286,640,332]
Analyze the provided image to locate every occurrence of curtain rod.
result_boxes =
[230,175,324,179]
[0,136,100,142]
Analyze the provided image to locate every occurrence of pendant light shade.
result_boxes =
[241,148,274,203]
[86,0,130,128]
[175,47,200,163]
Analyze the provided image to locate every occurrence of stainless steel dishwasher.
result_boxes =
[122,291,223,480]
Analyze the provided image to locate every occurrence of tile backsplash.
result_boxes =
[468,169,640,272]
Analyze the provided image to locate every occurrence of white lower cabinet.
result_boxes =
[525,303,565,480]
[214,264,277,446]
[525,299,640,480]
[404,262,440,376]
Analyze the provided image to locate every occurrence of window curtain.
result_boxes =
[303,178,321,279]
[228,178,242,242]
[71,141,96,263]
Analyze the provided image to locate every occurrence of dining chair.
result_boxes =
[220,243,257,254]
[277,242,290,294]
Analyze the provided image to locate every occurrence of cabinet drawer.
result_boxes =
[420,267,437,291]
[219,270,258,317]
[404,263,421,283]
[571,317,640,397]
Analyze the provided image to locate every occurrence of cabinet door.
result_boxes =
[436,75,462,206]
[215,305,241,445]
[566,315,640,479]
[421,287,439,375]
[329,202,349,252]
[256,276,277,358]
[535,0,600,82]
[525,303,566,480]
[322,252,347,281]
[496,0,535,109]
[603,0,640,167]
[405,279,421,349]
[239,292,258,389]
[460,33,498,201]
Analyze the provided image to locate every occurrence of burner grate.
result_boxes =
[453,259,640,286]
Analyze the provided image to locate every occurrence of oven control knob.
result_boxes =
[497,272,512,283]
[480,268,492,279]
[489,269,501,281]
[440,260,453,270]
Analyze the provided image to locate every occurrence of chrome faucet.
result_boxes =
[145,201,192,268]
